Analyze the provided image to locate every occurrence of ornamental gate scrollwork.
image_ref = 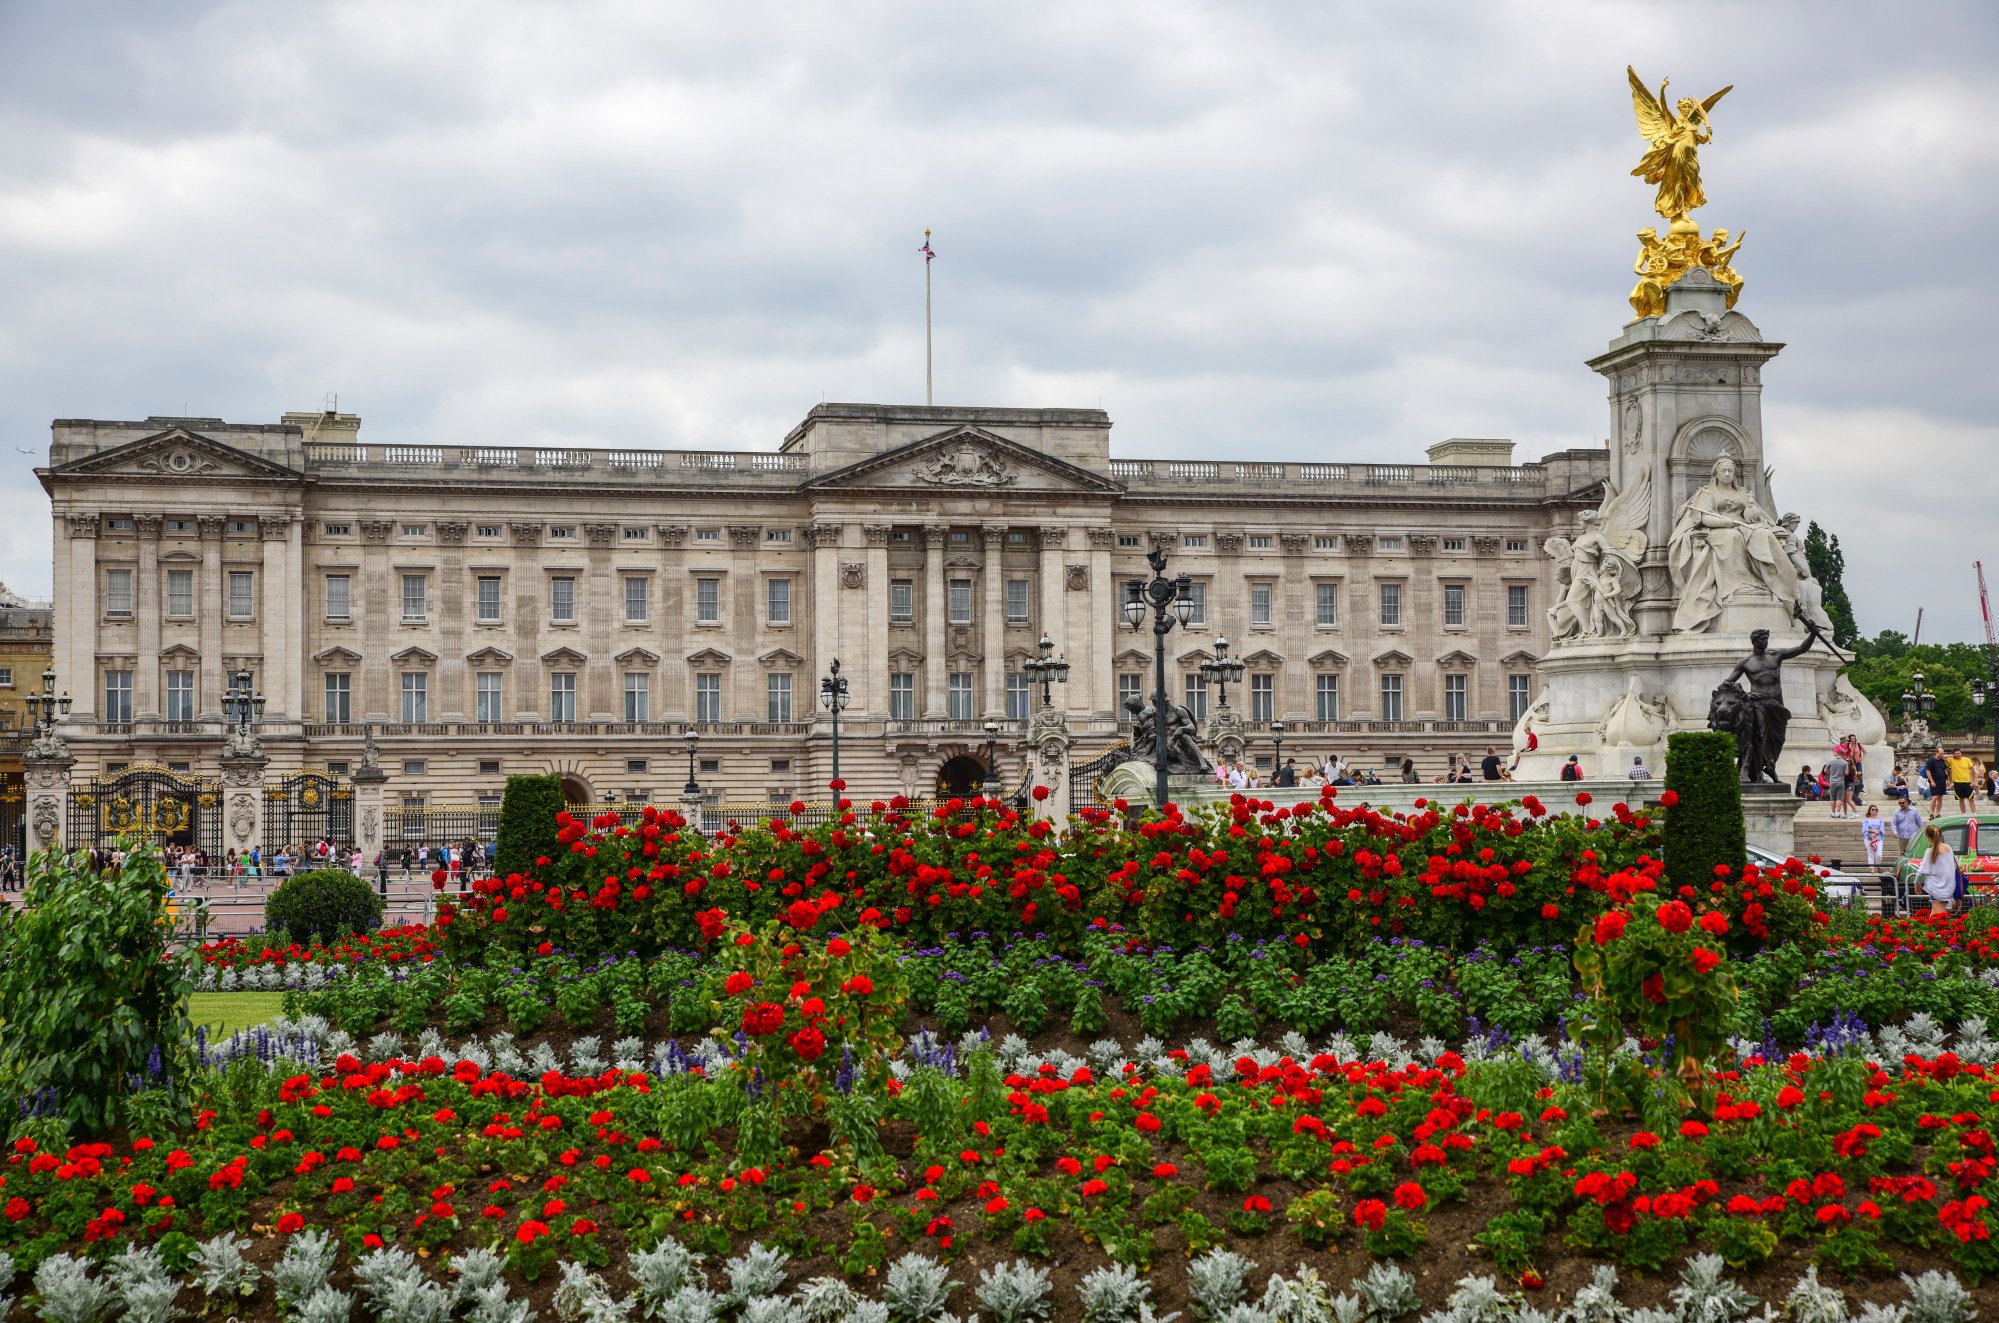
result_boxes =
[264,770,354,850]
[67,765,222,854]
[0,772,23,857]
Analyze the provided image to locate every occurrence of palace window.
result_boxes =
[399,573,425,622]
[1250,673,1274,722]
[947,579,973,624]
[624,673,650,723]
[402,760,426,776]
[1444,583,1466,627]
[547,672,576,722]
[1315,673,1340,721]
[696,577,721,624]
[476,672,503,723]
[324,574,350,621]
[1509,674,1531,722]
[476,576,502,622]
[623,526,650,541]
[1378,535,1403,551]
[888,673,915,720]
[1249,535,1274,549]
[105,568,134,617]
[889,579,914,623]
[1006,673,1031,720]
[1379,674,1403,721]
[1315,535,1339,550]
[694,673,722,723]
[1443,537,1466,552]
[1118,534,1142,548]
[1005,579,1030,625]
[765,528,791,543]
[226,519,257,536]
[767,673,793,722]
[1184,535,1208,549]
[1444,673,1468,721]
[946,673,974,720]
[1184,672,1208,720]
[165,671,194,723]
[549,526,576,540]
[400,524,428,538]
[476,524,503,539]
[550,576,577,623]
[1507,584,1530,628]
[1118,674,1143,715]
[1185,582,1208,626]
[228,571,256,619]
[1250,582,1273,626]
[1315,582,1339,627]
[624,576,649,623]
[1507,538,1528,552]
[400,672,427,723]
[767,578,792,625]
[324,522,352,536]
[696,528,722,543]
[324,673,351,724]
[167,568,194,617]
[1378,582,1402,627]
[483,760,504,775]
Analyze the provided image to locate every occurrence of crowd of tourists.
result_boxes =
[0,839,496,893]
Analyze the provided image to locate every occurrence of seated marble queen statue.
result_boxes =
[1669,455,1798,633]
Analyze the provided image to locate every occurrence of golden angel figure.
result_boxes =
[1627,67,1731,222]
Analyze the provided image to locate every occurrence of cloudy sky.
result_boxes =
[1,1,1993,637]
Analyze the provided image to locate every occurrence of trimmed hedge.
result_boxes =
[264,868,385,946]
[1662,729,1745,894]
[493,774,566,879]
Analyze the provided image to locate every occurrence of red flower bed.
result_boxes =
[198,924,441,970]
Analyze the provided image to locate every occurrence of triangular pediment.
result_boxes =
[614,646,661,666]
[1436,649,1479,668]
[158,643,200,661]
[540,646,588,667]
[314,645,363,665]
[1500,649,1540,667]
[1175,646,1215,666]
[887,647,923,669]
[685,647,733,667]
[1239,649,1283,668]
[465,646,514,666]
[390,646,438,664]
[758,646,805,668]
[1308,648,1349,668]
[1373,648,1413,667]
[804,425,1122,495]
[1113,648,1150,669]
[54,427,302,482]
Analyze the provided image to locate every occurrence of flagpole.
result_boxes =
[923,227,933,406]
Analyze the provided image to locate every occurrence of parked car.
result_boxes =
[1745,843,1865,905]
[1890,815,1999,912]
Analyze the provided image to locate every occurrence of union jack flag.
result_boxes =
[920,236,936,263]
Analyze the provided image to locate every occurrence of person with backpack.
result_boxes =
[1559,755,1583,782]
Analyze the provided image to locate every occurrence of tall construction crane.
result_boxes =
[1981,561,1998,651]
[1977,562,1999,777]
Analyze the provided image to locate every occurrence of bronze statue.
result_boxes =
[1627,67,1732,223]
[1123,696,1212,775]
[1706,610,1839,782]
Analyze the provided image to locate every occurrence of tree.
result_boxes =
[1804,520,1859,646]
[493,774,566,879]
[1845,632,1990,735]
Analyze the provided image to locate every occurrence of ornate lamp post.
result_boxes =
[1023,632,1070,708]
[1122,546,1195,809]
[23,668,70,740]
[819,659,850,788]
[981,719,1000,792]
[682,729,701,799]
[1974,676,1999,780]
[223,670,265,739]
[1899,669,1939,764]
[1271,719,1285,780]
[1199,636,1245,712]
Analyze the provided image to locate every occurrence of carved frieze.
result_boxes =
[1149,531,1180,550]
[259,513,294,540]
[1279,532,1311,556]
[1344,534,1374,556]
[583,523,618,547]
[727,525,761,548]
[1038,526,1067,551]
[805,523,844,550]
[922,526,949,549]
[133,513,164,538]
[1065,564,1089,591]
[863,524,893,548]
[508,522,543,546]
[1087,528,1116,552]
[361,520,396,544]
[841,563,866,589]
[436,521,469,544]
[654,525,689,548]
[64,514,99,540]
[1472,535,1501,555]
[915,444,1014,487]
[1214,532,1245,554]
[1407,535,1437,556]
[197,515,225,539]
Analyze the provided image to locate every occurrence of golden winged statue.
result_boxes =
[1627,66,1731,223]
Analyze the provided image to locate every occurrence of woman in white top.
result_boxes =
[1916,823,1958,916]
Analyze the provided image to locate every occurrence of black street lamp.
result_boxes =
[1271,719,1285,778]
[1199,636,1245,712]
[1975,670,1999,779]
[981,719,1000,792]
[682,729,701,799]
[23,668,70,739]
[1901,670,1937,725]
[1023,632,1070,708]
[1122,546,1195,809]
[820,659,850,788]
[223,669,265,737]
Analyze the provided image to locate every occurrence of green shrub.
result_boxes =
[1662,729,1745,894]
[0,842,197,1135]
[493,774,565,878]
[264,867,384,945]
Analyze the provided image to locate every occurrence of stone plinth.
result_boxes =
[1741,783,1806,858]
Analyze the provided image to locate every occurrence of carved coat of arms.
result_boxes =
[915,444,1014,487]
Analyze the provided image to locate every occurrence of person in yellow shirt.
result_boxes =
[1946,748,1977,812]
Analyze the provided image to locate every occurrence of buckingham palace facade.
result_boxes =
[36,403,1608,807]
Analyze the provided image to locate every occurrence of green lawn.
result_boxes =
[188,992,286,1042]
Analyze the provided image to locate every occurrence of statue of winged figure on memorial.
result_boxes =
[1548,470,1650,643]
[1627,67,1732,224]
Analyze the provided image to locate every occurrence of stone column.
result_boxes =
[922,525,947,717]
[1279,533,1311,719]
[133,514,163,720]
[196,516,226,719]
[259,515,296,722]
[982,526,1006,717]
[220,749,270,861]
[583,523,618,719]
[1027,705,1071,832]
[808,522,843,709]
[728,525,761,720]
[863,525,893,715]
[59,515,99,719]
[21,744,74,856]
[1087,528,1116,726]
[1036,527,1068,710]
[436,522,471,721]
[360,520,397,721]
